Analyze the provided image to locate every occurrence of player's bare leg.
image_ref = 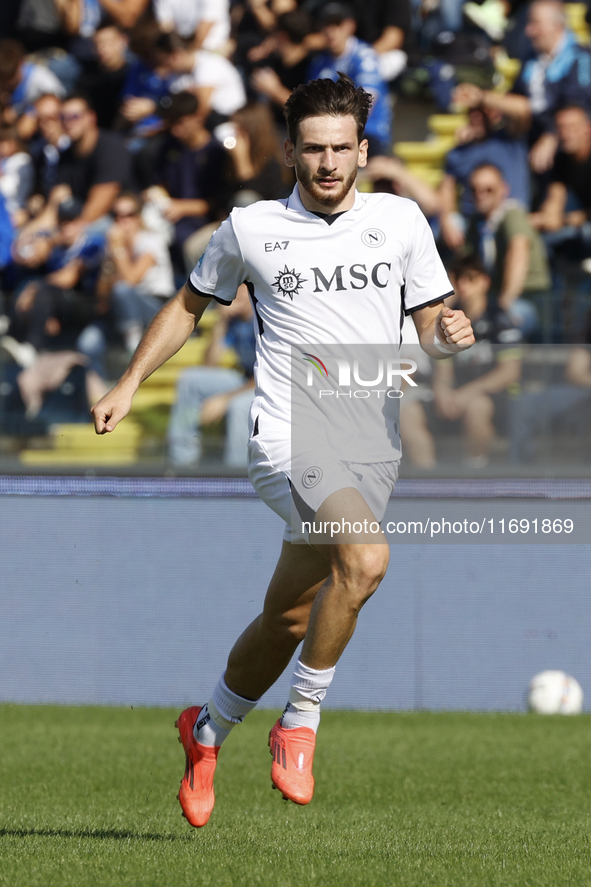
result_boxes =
[178,489,389,818]
[224,541,331,700]
[269,488,389,803]
[176,540,329,826]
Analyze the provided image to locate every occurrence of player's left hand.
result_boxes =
[436,306,475,352]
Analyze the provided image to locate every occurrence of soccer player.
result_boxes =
[91,74,475,827]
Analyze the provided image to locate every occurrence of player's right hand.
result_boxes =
[91,385,134,434]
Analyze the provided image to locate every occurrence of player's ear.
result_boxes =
[284,138,295,167]
[357,138,368,169]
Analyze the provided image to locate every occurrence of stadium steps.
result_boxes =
[427,114,467,137]
[492,53,522,92]
[565,3,590,44]
[19,420,143,465]
[393,136,456,185]
[129,336,239,411]
[393,137,456,165]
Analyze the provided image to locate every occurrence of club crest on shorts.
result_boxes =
[273,266,307,300]
[361,229,386,248]
[302,466,323,488]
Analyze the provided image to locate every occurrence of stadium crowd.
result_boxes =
[0,0,591,466]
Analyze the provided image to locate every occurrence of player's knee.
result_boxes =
[334,544,389,605]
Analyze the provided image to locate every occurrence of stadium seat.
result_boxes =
[19,420,143,465]
[492,53,522,92]
[565,3,591,44]
[393,137,456,167]
[427,114,468,138]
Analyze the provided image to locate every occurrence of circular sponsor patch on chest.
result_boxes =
[302,466,323,488]
[361,228,386,248]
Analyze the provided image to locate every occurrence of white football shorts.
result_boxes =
[248,432,399,544]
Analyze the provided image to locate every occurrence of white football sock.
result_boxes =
[194,674,257,747]
[280,659,336,734]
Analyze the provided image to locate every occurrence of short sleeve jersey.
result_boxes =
[188,185,452,434]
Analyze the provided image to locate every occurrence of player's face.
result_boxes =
[285,115,368,213]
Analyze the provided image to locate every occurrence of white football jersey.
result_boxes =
[188,185,452,447]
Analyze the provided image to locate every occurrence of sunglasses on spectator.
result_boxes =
[471,185,498,194]
[114,209,140,219]
[61,111,86,122]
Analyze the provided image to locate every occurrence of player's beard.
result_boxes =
[295,162,358,209]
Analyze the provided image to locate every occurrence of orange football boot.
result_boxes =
[175,706,219,827]
[269,719,316,805]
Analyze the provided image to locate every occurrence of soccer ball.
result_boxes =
[527,670,584,715]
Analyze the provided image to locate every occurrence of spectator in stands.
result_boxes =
[54,93,132,229]
[226,102,291,204]
[119,35,173,175]
[92,0,150,31]
[244,0,299,38]
[438,107,530,251]
[0,39,66,138]
[0,126,34,227]
[249,9,314,126]
[55,0,103,44]
[156,31,247,125]
[29,94,70,200]
[464,164,552,339]
[0,193,14,274]
[358,154,442,219]
[432,256,522,467]
[9,195,107,357]
[16,0,68,54]
[453,0,591,173]
[510,343,591,462]
[398,348,437,469]
[105,191,175,353]
[530,105,591,263]
[154,0,231,53]
[77,22,131,130]
[307,3,392,156]
[167,283,256,468]
[156,91,228,270]
[347,0,410,82]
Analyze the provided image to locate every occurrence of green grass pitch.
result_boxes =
[1,705,591,886]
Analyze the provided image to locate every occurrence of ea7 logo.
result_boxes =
[265,241,289,252]
[311,263,391,292]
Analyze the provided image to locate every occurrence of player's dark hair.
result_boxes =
[450,255,489,280]
[284,73,372,144]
